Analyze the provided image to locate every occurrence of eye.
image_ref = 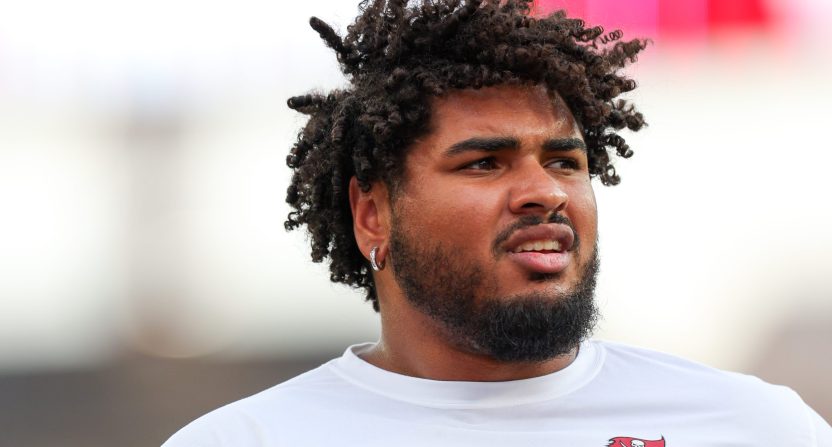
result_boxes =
[546,158,580,170]
[461,157,498,171]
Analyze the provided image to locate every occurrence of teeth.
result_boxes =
[513,240,562,253]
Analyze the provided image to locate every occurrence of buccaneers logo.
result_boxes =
[607,437,665,447]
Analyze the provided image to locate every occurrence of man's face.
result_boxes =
[387,84,600,362]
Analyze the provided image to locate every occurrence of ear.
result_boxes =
[349,176,391,262]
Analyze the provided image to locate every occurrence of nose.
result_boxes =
[507,161,568,216]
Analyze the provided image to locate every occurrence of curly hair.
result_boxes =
[285,0,647,311]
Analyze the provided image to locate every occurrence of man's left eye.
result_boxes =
[547,159,579,170]
[462,158,498,170]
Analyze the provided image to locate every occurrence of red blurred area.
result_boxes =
[534,0,776,40]
[708,0,771,28]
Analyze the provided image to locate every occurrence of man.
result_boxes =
[164,0,831,445]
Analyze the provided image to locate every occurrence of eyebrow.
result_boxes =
[443,136,519,157]
[443,136,587,157]
[543,137,587,153]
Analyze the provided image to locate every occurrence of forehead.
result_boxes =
[425,84,581,143]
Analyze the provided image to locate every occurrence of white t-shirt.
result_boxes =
[163,340,831,446]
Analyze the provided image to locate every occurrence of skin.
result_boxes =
[348,84,598,381]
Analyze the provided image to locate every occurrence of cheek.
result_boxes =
[404,185,503,243]
[568,185,598,238]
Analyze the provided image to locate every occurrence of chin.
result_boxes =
[528,271,565,282]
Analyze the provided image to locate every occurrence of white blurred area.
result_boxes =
[0,0,830,376]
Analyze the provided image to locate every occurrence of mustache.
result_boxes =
[492,213,580,255]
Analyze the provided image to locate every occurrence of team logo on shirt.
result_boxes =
[607,436,665,447]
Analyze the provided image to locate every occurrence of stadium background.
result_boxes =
[1,0,830,444]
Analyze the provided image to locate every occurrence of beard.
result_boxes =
[388,215,600,363]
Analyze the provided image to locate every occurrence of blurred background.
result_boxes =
[0,0,830,445]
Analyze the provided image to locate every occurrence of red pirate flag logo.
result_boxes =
[607,436,666,447]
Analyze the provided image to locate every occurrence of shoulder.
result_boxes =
[592,340,830,442]
[594,339,797,399]
[162,361,347,447]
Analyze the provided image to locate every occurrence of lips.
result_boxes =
[501,224,575,274]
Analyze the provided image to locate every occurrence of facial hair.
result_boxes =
[388,214,600,363]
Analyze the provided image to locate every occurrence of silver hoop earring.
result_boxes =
[370,246,384,272]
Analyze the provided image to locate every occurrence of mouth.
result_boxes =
[502,224,575,274]
[511,239,565,253]
[507,246,571,274]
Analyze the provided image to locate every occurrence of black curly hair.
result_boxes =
[285,0,647,311]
